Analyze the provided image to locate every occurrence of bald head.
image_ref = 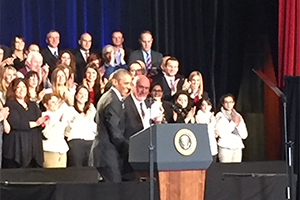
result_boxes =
[132,75,150,101]
[79,33,92,51]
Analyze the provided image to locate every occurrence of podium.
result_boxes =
[129,123,213,200]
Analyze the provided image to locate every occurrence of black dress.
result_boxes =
[2,99,43,168]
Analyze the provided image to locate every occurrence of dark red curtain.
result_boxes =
[278,0,300,87]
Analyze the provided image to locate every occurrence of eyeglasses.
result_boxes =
[224,101,234,104]
[152,89,162,93]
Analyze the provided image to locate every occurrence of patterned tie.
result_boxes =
[140,102,145,119]
[85,51,89,61]
[54,51,58,58]
[146,52,152,70]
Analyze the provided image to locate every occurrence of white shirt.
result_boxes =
[80,48,89,62]
[131,93,150,129]
[48,46,59,57]
[163,73,176,89]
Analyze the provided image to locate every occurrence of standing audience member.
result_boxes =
[111,30,131,65]
[58,50,76,75]
[128,61,146,79]
[75,33,93,83]
[2,78,48,168]
[101,45,127,79]
[0,106,10,168]
[48,66,74,106]
[82,63,103,106]
[128,30,163,77]
[183,71,208,105]
[9,36,27,70]
[0,66,17,106]
[172,90,196,124]
[41,93,69,168]
[149,83,174,123]
[18,51,52,89]
[152,57,185,101]
[27,43,40,53]
[24,71,46,104]
[215,94,248,163]
[90,69,132,183]
[41,30,60,77]
[64,86,97,167]
[196,98,218,162]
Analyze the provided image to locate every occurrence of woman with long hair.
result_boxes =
[64,85,97,167]
[82,63,103,106]
[24,71,46,104]
[0,66,17,106]
[2,78,48,168]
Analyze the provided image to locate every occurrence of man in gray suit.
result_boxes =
[128,30,163,78]
[90,69,132,183]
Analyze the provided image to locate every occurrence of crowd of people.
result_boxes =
[0,29,248,182]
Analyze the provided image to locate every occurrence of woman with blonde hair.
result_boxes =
[47,66,74,106]
[183,71,208,104]
[0,66,17,106]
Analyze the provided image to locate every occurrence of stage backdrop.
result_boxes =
[0,0,279,161]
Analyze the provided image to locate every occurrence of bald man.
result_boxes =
[75,32,93,83]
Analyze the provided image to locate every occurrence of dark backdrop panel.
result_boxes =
[0,0,278,161]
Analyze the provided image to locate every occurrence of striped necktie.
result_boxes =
[146,52,152,70]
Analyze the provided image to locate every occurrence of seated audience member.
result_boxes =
[64,85,96,167]
[0,66,17,106]
[82,63,104,106]
[149,83,174,123]
[172,90,196,124]
[24,71,46,105]
[47,66,74,106]
[101,44,127,79]
[27,43,40,53]
[0,106,10,168]
[18,51,52,89]
[41,30,61,78]
[128,30,163,77]
[183,71,208,105]
[128,60,146,79]
[2,78,49,168]
[215,94,248,163]
[42,93,69,168]
[111,30,131,65]
[152,57,185,101]
[75,33,93,83]
[196,98,218,162]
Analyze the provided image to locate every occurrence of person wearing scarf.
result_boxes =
[215,94,248,163]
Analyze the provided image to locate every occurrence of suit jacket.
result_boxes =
[74,48,87,83]
[90,89,127,181]
[128,49,163,76]
[124,95,144,139]
[41,47,59,78]
[152,72,185,101]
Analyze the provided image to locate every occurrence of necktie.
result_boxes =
[146,52,152,70]
[170,79,174,88]
[54,51,58,58]
[85,51,89,61]
[140,102,145,119]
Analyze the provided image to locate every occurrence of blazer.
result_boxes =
[151,72,185,101]
[74,48,87,84]
[124,95,144,139]
[90,89,127,181]
[128,49,163,75]
[41,47,59,77]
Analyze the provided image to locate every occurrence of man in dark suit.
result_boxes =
[111,30,131,65]
[128,30,163,78]
[74,32,93,83]
[41,30,60,78]
[90,69,132,183]
[152,57,185,101]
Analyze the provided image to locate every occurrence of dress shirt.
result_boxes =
[131,93,150,129]
[48,46,59,57]
[80,49,89,62]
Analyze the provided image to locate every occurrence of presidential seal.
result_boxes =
[174,129,197,156]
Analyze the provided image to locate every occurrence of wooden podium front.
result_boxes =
[159,170,206,200]
[129,124,212,200]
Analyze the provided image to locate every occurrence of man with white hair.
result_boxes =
[18,51,51,88]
